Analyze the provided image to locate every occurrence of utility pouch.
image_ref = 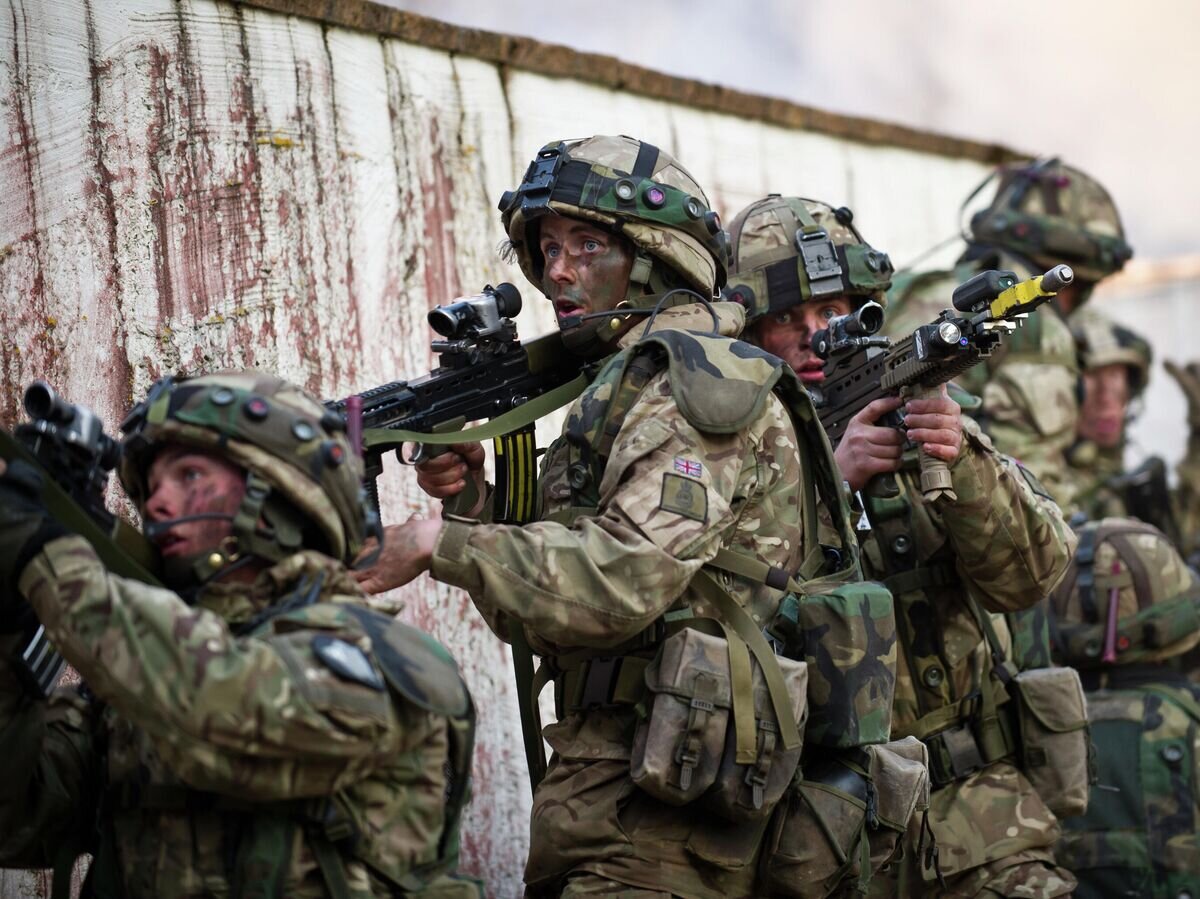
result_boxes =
[758,737,930,898]
[631,628,732,805]
[703,652,808,822]
[1012,666,1092,818]
[769,580,897,749]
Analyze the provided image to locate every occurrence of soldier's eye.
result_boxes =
[821,306,839,321]
[773,311,793,325]
[543,243,560,259]
[583,239,600,252]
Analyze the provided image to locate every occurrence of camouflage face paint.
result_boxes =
[145,447,247,559]
[538,216,635,325]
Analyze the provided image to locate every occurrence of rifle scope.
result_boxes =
[812,301,885,359]
[428,282,522,339]
[24,380,121,470]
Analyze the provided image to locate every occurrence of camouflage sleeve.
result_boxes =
[1174,430,1200,563]
[0,643,100,867]
[972,312,1081,510]
[18,536,429,800]
[938,417,1077,612]
[430,373,760,650]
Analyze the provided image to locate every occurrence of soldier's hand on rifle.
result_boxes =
[353,513,443,594]
[833,396,906,492]
[415,442,486,511]
[0,459,66,628]
[1165,360,1200,430]
[902,384,964,465]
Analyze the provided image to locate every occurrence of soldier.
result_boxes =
[1050,518,1200,898]
[727,194,1080,898]
[1165,360,1200,563]
[888,158,1133,509]
[359,137,908,898]
[0,372,481,898]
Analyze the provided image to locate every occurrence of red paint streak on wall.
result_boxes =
[0,0,53,424]
[421,119,462,311]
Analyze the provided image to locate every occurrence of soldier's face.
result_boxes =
[750,297,854,383]
[144,446,247,559]
[538,216,635,325]
[1078,363,1131,449]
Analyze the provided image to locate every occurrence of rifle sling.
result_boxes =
[363,373,589,451]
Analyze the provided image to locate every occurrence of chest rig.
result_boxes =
[861,457,1053,790]
[532,326,871,741]
[85,575,481,899]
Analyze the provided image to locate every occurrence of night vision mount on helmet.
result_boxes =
[966,157,1132,283]
[499,135,728,308]
[725,195,894,322]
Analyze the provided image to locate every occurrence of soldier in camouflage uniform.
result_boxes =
[0,371,481,898]
[1164,360,1200,564]
[888,159,1133,509]
[1051,518,1200,898]
[727,194,1079,898]
[1063,311,1200,560]
[360,138,903,898]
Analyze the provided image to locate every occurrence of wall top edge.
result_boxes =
[237,0,1026,165]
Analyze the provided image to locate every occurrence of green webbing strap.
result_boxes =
[511,625,547,793]
[961,590,1019,683]
[721,621,758,764]
[882,564,957,597]
[363,374,589,452]
[692,570,801,751]
[310,832,354,899]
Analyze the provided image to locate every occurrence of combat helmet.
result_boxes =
[967,158,1133,283]
[724,195,893,322]
[498,135,727,306]
[119,371,375,589]
[1051,518,1200,669]
[1071,308,1153,398]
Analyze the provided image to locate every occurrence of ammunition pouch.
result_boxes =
[630,625,809,821]
[759,737,931,898]
[1010,665,1092,818]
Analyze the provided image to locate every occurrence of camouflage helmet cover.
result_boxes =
[969,158,1133,283]
[119,371,369,565]
[724,195,893,322]
[1051,518,1200,667]
[498,135,727,300]
[1071,308,1153,396]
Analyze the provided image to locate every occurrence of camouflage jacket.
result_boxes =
[859,418,1077,888]
[0,537,475,898]
[432,303,885,899]
[1058,681,1200,897]
[888,253,1080,509]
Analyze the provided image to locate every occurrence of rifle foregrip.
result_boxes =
[919,452,955,503]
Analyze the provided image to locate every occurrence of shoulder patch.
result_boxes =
[660,472,708,522]
[340,605,471,718]
[312,635,386,691]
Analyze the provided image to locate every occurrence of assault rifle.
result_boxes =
[326,282,587,522]
[0,382,159,696]
[810,264,1074,502]
[328,282,590,792]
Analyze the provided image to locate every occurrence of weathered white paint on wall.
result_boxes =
[0,2,1044,897]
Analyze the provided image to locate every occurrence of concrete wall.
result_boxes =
[0,2,1056,896]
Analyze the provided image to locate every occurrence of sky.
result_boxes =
[377,0,1198,263]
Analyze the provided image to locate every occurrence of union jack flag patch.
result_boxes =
[674,457,702,478]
